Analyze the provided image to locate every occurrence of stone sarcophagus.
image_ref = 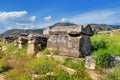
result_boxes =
[45,25,94,57]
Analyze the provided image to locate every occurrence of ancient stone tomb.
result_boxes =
[44,25,94,57]
[18,25,94,57]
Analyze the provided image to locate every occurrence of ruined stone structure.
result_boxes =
[18,33,28,49]
[44,25,94,57]
[27,34,48,56]
[18,25,94,57]
[3,36,16,44]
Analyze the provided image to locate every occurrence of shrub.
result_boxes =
[63,59,84,70]
[95,51,110,68]
[0,59,11,73]
[52,49,60,55]
[5,70,31,80]
[30,56,51,74]
[0,45,2,48]
[4,54,32,80]
[92,34,109,51]
[37,44,42,51]
[30,56,59,80]
[54,68,70,80]
[0,51,5,59]
[70,60,91,80]
[42,49,50,54]
[91,33,120,56]
[113,66,120,80]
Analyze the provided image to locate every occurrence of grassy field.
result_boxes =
[0,32,120,80]
[91,31,120,56]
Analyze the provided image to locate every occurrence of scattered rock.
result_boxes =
[87,70,103,80]
[31,72,55,80]
[0,46,7,51]
[58,65,76,75]
[0,74,5,80]
[85,56,96,70]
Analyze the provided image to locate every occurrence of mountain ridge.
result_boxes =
[0,22,120,38]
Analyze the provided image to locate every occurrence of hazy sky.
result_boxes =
[0,0,120,33]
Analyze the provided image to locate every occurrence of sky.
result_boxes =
[0,0,120,33]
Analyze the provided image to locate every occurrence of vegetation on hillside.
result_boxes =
[0,29,44,38]
[0,31,120,80]
[91,31,120,56]
[1,22,120,38]
[0,42,91,80]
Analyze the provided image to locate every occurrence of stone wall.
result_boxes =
[79,35,92,56]
[26,25,94,57]
[46,25,93,57]
[27,38,37,56]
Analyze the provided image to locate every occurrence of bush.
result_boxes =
[0,59,11,73]
[95,52,110,68]
[52,49,60,55]
[0,45,2,48]
[2,53,32,80]
[5,70,31,80]
[70,60,91,80]
[91,33,120,56]
[64,59,84,70]
[54,68,70,80]
[30,56,53,74]
[0,51,5,59]
[113,66,120,80]
[42,49,50,54]
[92,34,109,51]
[37,44,42,51]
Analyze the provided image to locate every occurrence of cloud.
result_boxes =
[69,10,120,24]
[0,11,27,21]
[16,23,37,29]
[61,18,68,22]
[0,11,36,23]
[0,11,37,33]
[1,9,120,33]
[29,16,36,21]
[44,16,51,21]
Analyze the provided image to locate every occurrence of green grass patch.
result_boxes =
[91,32,120,56]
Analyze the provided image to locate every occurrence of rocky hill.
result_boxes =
[49,22,117,32]
[89,24,115,33]
[0,22,119,38]
[0,29,44,38]
[49,22,76,27]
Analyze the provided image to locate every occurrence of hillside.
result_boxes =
[89,24,115,33]
[0,22,119,38]
[49,22,117,31]
[0,31,120,80]
[49,22,77,27]
[0,29,44,38]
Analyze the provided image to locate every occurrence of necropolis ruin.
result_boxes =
[18,25,94,57]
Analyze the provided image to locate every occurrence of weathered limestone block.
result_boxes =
[27,39,37,56]
[46,25,94,58]
[67,36,80,57]
[85,56,120,70]
[58,65,76,75]
[47,35,68,50]
[109,56,120,66]
[14,40,18,46]
[18,37,23,49]
[85,56,96,70]
[47,35,92,57]
[43,27,51,35]
[79,35,92,56]
[27,34,37,56]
